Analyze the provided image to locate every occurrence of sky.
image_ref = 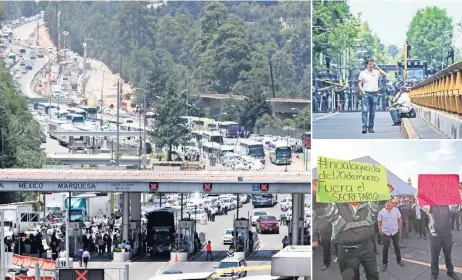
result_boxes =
[348,0,462,47]
[312,140,462,187]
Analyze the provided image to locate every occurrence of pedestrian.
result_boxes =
[82,249,90,269]
[98,237,105,256]
[107,236,112,254]
[450,204,460,231]
[76,247,84,267]
[398,197,410,239]
[313,217,332,271]
[205,240,213,261]
[312,179,383,280]
[282,235,289,249]
[378,199,406,272]
[417,191,459,280]
[358,58,386,134]
[412,202,427,240]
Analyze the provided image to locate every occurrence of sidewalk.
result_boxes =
[313,229,462,279]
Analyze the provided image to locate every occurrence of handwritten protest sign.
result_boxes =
[418,174,461,206]
[316,156,390,203]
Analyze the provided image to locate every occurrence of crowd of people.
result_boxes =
[313,182,461,280]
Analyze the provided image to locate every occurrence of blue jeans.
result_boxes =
[362,92,378,127]
[389,107,400,124]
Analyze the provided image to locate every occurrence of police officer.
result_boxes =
[313,217,333,271]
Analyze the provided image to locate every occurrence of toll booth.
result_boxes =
[288,219,306,245]
[232,218,258,258]
[177,219,196,256]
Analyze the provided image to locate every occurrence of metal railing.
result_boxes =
[410,61,462,114]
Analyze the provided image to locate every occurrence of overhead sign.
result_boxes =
[260,183,269,192]
[316,156,389,203]
[252,184,259,192]
[418,174,461,206]
[149,182,159,191]
[58,269,104,280]
[203,183,212,191]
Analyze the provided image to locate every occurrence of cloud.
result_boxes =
[426,141,456,162]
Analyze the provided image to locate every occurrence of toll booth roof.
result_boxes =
[272,245,312,258]
[0,169,309,182]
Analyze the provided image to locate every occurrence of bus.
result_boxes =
[239,139,265,162]
[219,121,239,138]
[202,131,223,145]
[67,108,87,120]
[252,194,277,207]
[148,272,214,280]
[80,106,97,121]
[268,141,292,165]
[302,132,311,149]
[202,141,221,156]
[207,121,220,131]
[38,103,59,115]
[65,113,85,124]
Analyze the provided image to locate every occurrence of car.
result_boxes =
[214,257,247,279]
[256,215,279,234]
[223,228,234,245]
[251,210,268,226]
[162,270,182,275]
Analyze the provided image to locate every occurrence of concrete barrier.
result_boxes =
[414,105,462,138]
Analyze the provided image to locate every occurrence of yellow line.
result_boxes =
[210,265,271,278]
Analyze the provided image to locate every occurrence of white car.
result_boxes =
[188,209,207,221]
[223,228,234,245]
[214,257,247,279]
[280,197,292,211]
[251,210,268,226]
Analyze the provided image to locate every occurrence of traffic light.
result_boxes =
[203,183,212,191]
[149,182,159,191]
[259,183,269,192]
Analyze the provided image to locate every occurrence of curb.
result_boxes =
[313,112,339,122]
[401,119,420,139]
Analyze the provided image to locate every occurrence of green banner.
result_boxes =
[316,156,390,203]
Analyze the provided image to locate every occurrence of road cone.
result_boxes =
[175,254,179,263]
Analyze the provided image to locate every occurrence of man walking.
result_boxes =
[378,199,406,272]
[205,240,213,261]
[358,58,386,134]
[417,192,459,280]
[312,217,333,271]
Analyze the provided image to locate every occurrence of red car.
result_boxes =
[256,215,279,234]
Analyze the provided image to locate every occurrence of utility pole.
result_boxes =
[404,42,408,87]
[36,19,39,46]
[1,130,4,169]
[57,10,61,63]
[269,59,276,98]
[116,79,120,166]
[100,72,104,130]
[82,42,88,101]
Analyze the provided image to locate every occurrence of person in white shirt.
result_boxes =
[358,58,386,134]
[82,249,91,268]
[387,87,414,126]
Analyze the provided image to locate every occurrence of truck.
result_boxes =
[146,208,177,256]
[24,57,33,70]
[36,47,45,58]
[29,49,37,59]
[0,204,39,234]
[64,195,110,222]
[70,71,79,86]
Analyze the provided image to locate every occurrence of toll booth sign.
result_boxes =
[260,183,269,192]
[59,269,104,280]
[149,182,159,191]
[203,183,212,191]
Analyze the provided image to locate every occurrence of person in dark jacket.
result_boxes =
[398,197,410,238]
[313,217,333,271]
[312,180,386,280]
[417,191,459,280]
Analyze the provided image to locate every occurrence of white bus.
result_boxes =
[202,131,223,145]
[67,108,87,120]
[38,103,59,115]
[268,141,292,165]
[239,139,265,161]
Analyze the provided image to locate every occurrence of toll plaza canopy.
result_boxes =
[313,156,416,196]
[0,169,310,194]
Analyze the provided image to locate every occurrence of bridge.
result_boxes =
[409,61,462,139]
[199,93,310,117]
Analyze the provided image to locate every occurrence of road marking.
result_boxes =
[313,112,339,122]
[155,262,169,276]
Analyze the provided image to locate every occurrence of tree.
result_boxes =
[406,7,453,63]
[148,78,190,161]
[387,45,399,58]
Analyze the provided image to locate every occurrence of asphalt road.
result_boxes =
[313,112,404,139]
[313,227,462,280]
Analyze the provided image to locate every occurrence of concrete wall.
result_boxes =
[414,105,462,139]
